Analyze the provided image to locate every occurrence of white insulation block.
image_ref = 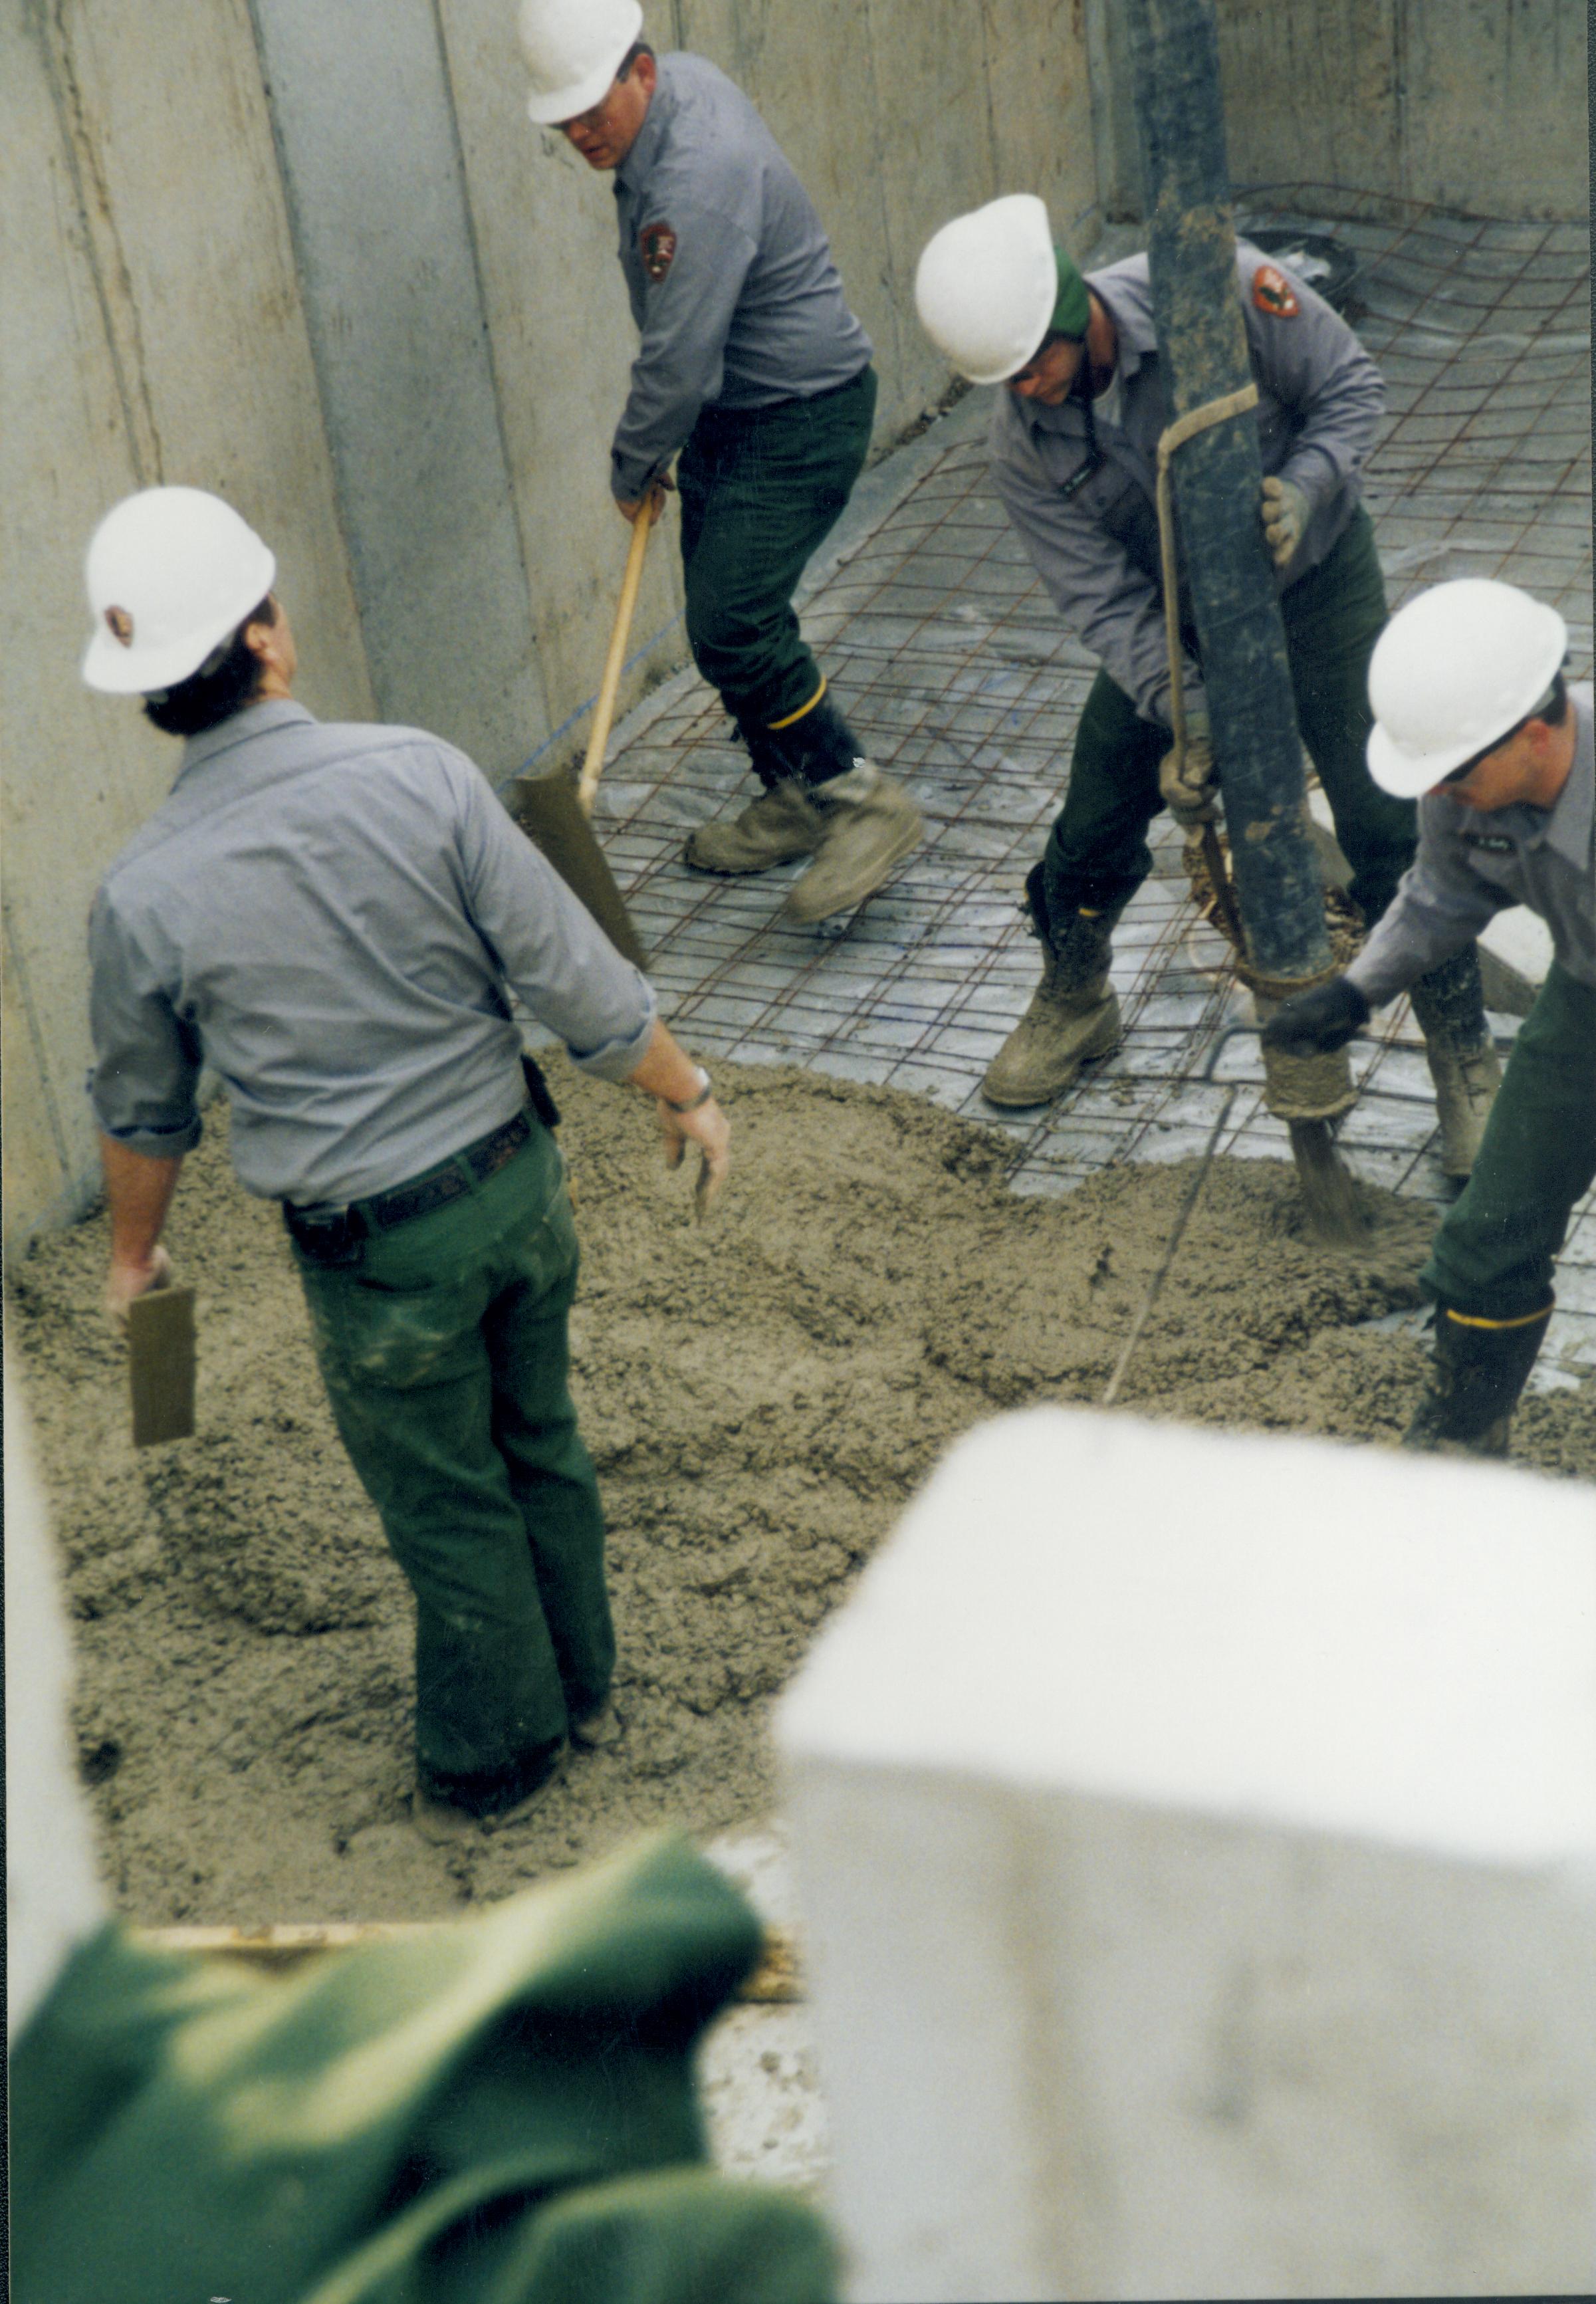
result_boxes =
[778,1409,1596,2301]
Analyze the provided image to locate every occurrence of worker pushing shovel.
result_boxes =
[518,0,922,923]
[81,483,727,1842]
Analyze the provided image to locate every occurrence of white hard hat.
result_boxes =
[518,0,643,124]
[1366,578,1569,796]
[914,193,1058,387]
[82,487,276,696]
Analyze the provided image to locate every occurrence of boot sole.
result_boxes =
[684,840,818,877]
[780,819,923,924]
[981,1004,1122,1108]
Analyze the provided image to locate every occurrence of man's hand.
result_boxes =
[104,1244,173,1331]
[657,1094,731,1219]
[1260,474,1310,569]
[616,475,674,526]
[1260,975,1371,1055]
[1158,728,1219,831]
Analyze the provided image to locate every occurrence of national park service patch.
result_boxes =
[639,221,677,283]
[1251,263,1300,318]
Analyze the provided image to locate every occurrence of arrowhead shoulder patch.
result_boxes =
[639,221,677,283]
[1252,263,1300,318]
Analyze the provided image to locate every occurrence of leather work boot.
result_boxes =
[685,783,824,875]
[784,758,923,923]
[1409,948,1498,1177]
[1402,1300,1554,1458]
[982,869,1124,1107]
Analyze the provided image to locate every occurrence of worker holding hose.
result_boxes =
[913,196,1496,1175]
[1264,579,1595,1458]
[518,0,921,922]
[80,486,729,1843]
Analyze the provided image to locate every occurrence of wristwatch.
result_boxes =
[663,1066,714,1113]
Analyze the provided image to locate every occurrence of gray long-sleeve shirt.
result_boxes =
[89,701,656,1205]
[990,243,1386,726]
[1346,685,1596,1007]
[608,52,871,501]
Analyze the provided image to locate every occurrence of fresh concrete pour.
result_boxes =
[10,1055,1595,1942]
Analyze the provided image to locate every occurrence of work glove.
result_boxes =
[1260,474,1310,569]
[1260,975,1370,1055]
[1157,704,1219,832]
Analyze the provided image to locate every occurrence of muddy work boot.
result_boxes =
[752,693,921,923]
[685,783,824,875]
[982,868,1123,1108]
[1402,1299,1554,1458]
[1409,947,1500,1179]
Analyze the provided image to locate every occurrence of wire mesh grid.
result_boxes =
[576,195,1595,1383]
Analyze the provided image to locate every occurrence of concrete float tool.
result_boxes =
[507,495,658,973]
[126,1279,196,1446]
[1125,0,1364,1245]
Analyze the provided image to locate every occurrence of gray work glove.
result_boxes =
[1157,704,1219,832]
[1260,474,1310,569]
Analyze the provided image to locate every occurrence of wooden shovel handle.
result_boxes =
[577,497,657,818]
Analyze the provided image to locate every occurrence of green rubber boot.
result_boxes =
[1401,1299,1554,1458]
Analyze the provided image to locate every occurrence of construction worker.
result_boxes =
[1263,579,1595,1457]
[518,0,922,923]
[82,485,730,1843]
[5,1362,842,2304]
[913,195,1496,1174]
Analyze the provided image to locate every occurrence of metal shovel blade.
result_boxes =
[128,1284,196,1446]
[509,769,650,975]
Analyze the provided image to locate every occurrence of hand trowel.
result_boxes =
[127,1283,196,1446]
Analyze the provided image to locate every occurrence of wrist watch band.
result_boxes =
[663,1067,714,1113]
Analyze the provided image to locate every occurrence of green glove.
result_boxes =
[1260,474,1310,569]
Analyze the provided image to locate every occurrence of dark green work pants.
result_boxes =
[1040,505,1418,927]
[293,1125,612,1810]
[1423,961,1596,1320]
[677,365,877,733]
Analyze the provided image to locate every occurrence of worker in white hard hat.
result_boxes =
[1264,578,1595,1456]
[517,0,921,923]
[4,1364,841,2302]
[81,485,732,1841]
[913,195,1498,1178]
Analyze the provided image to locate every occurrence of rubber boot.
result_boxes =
[1408,947,1500,1179]
[982,867,1124,1107]
[1401,1299,1554,1458]
[764,695,922,923]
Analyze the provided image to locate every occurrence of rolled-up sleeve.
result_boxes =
[453,766,657,1081]
[88,890,205,1157]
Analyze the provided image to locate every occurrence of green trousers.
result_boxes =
[294,1125,613,1807]
[1041,506,1419,927]
[1423,961,1596,1319]
[677,366,877,732]
[9,1835,840,2304]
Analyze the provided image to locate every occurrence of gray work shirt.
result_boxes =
[1347,685,1596,1006]
[990,243,1385,727]
[609,52,871,501]
[89,701,657,1206]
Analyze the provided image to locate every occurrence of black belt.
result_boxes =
[285,1110,532,1264]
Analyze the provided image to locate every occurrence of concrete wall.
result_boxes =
[1091,0,1590,219]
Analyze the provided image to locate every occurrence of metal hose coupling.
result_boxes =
[1244,962,1359,1123]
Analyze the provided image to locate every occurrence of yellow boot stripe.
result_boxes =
[766,677,828,733]
[1442,1302,1555,1331]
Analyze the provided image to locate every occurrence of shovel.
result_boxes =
[127,1280,196,1446]
[508,500,657,973]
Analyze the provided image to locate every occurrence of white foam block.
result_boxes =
[778,1409,1596,2301]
